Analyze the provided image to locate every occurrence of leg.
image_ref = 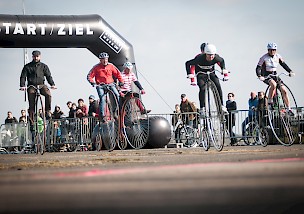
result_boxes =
[280,84,290,108]
[96,86,106,117]
[268,79,277,102]
[109,84,120,103]
[27,87,36,122]
[210,74,223,105]
[39,85,52,112]
[197,77,206,109]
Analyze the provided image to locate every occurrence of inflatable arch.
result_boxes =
[0,14,136,73]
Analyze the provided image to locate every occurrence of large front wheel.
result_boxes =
[100,89,119,151]
[265,84,299,146]
[204,81,225,151]
[34,95,46,155]
[121,96,149,149]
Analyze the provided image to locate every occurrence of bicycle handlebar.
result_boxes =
[263,72,289,79]
[195,69,230,82]
[19,84,57,91]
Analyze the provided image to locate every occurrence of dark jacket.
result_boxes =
[52,110,64,119]
[180,100,197,121]
[5,117,18,124]
[226,100,237,126]
[88,100,99,117]
[20,61,55,87]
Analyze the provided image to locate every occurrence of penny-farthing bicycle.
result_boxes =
[264,72,299,146]
[23,85,47,155]
[196,70,226,151]
[119,91,149,149]
[94,83,119,151]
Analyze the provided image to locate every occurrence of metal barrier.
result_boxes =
[0,123,30,153]
[47,117,99,151]
[1,107,303,153]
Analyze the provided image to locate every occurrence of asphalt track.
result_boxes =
[0,144,304,214]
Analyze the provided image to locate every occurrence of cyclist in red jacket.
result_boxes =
[87,52,124,122]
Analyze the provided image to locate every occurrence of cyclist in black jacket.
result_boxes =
[185,44,229,113]
[19,50,57,120]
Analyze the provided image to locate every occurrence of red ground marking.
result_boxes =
[52,157,304,178]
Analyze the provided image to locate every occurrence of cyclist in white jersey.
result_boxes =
[256,42,295,115]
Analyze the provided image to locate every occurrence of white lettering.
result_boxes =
[57,24,66,35]
[75,24,83,35]
[86,24,93,35]
[3,22,11,34]
[1,22,94,36]
[38,24,47,35]
[27,23,36,35]
[68,24,72,35]
[13,23,24,35]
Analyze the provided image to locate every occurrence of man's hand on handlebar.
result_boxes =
[19,87,26,91]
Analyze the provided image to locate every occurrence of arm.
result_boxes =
[112,65,124,83]
[134,81,144,90]
[256,55,265,77]
[256,65,262,77]
[44,64,55,86]
[20,66,27,87]
[279,58,292,73]
[185,58,197,75]
[215,55,226,70]
[87,66,96,85]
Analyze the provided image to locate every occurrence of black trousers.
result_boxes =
[197,73,223,108]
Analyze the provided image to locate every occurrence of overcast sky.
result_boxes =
[0,0,303,122]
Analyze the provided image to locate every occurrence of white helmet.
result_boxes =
[98,52,109,59]
[267,42,277,50]
[123,62,133,69]
[204,44,217,54]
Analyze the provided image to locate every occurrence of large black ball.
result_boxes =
[146,116,171,148]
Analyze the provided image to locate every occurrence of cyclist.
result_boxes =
[20,50,57,120]
[185,44,229,113]
[189,42,208,86]
[256,43,295,115]
[87,52,124,122]
[119,62,151,114]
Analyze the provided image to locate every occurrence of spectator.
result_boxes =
[88,95,99,118]
[172,104,182,143]
[18,109,28,123]
[191,102,200,129]
[66,101,73,118]
[257,91,268,128]
[76,98,88,118]
[68,103,78,118]
[52,105,65,119]
[241,91,259,139]
[225,93,237,145]
[180,94,196,127]
[5,111,18,124]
